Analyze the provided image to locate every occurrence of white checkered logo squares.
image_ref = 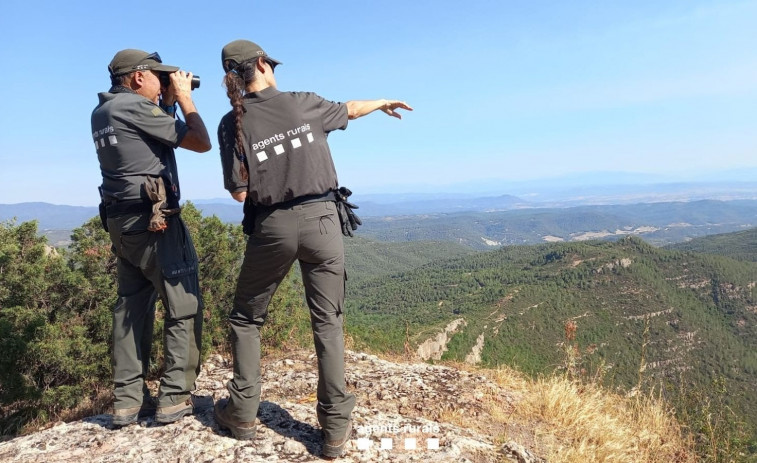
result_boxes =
[250,132,314,162]
[355,437,441,453]
[357,438,371,450]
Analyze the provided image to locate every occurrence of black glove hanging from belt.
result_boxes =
[335,186,362,237]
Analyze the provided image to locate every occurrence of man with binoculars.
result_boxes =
[91,49,211,427]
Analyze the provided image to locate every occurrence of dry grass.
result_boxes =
[436,404,469,428]
[379,352,694,462]
[345,350,698,461]
[483,369,694,463]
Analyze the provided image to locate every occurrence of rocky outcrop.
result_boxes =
[0,350,528,462]
[416,318,467,361]
[465,334,486,365]
[595,258,633,273]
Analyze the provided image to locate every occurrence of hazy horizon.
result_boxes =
[2,168,756,207]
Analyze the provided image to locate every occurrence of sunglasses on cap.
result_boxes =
[142,52,162,63]
[109,52,163,76]
[224,56,277,74]
[132,52,163,72]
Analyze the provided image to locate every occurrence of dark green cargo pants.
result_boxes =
[226,200,355,441]
[107,212,203,410]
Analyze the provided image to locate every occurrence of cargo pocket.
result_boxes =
[157,220,201,320]
[161,261,200,320]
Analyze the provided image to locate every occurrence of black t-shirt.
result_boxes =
[218,87,348,206]
[91,91,188,202]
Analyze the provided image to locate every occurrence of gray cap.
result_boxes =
[221,40,282,72]
[108,49,179,77]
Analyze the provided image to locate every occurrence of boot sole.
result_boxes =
[111,399,156,427]
[322,420,352,458]
[111,413,138,427]
[218,421,256,440]
[215,406,256,440]
[155,406,193,424]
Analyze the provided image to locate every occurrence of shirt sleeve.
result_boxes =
[300,92,348,133]
[217,116,249,193]
[130,98,189,148]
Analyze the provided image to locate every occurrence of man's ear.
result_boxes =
[131,70,146,89]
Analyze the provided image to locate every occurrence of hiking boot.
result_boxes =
[322,419,353,459]
[111,397,157,427]
[214,399,256,440]
[155,396,194,424]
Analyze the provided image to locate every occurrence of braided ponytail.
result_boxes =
[222,59,259,182]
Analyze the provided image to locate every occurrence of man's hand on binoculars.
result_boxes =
[166,70,192,104]
[163,71,194,106]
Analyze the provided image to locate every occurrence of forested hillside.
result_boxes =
[668,227,757,262]
[345,237,757,439]
[343,236,474,284]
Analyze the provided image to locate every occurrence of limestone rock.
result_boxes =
[0,351,536,462]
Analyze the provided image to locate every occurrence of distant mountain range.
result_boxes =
[355,199,757,250]
[4,175,757,249]
[0,203,100,230]
[5,197,757,250]
[0,193,527,231]
[7,175,757,221]
[190,193,529,217]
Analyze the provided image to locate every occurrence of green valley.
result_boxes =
[344,236,757,438]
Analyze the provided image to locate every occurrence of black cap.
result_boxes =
[108,49,179,77]
[221,40,282,72]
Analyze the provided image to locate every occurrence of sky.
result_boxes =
[1,0,756,206]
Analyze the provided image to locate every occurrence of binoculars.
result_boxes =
[159,72,201,90]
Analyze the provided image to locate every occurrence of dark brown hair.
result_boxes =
[222,58,259,182]
[110,72,132,87]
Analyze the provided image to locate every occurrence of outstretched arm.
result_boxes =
[345,99,413,120]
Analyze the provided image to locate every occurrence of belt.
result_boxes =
[258,191,336,211]
[105,199,181,218]
[105,199,152,217]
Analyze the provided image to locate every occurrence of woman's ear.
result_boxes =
[254,57,266,73]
